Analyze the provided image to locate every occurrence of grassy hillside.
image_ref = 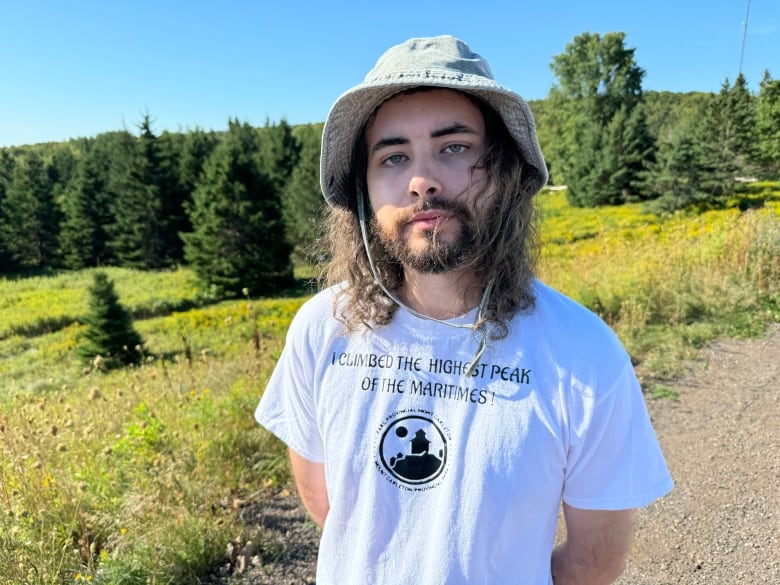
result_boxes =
[1,183,778,583]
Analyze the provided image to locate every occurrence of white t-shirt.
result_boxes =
[256,280,673,585]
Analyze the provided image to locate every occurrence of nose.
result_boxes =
[408,161,442,199]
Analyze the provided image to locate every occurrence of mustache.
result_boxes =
[402,197,474,223]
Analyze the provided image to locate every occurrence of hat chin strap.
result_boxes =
[357,188,492,376]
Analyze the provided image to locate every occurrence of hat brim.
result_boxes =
[320,75,548,208]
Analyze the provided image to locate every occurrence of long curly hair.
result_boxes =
[322,90,541,339]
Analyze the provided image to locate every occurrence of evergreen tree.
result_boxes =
[78,271,144,368]
[182,120,293,297]
[0,151,60,268]
[179,128,219,195]
[727,74,758,171]
[256,119,301,195]
[545,32,655,206]
[47,144,78,206]
[695,78,755,199]
[282,123,326,263]
[0,150,15,273]
[59,149,113,269]
[563,102,656,206]
[108,116,168,269]
[613,103,657,202]
[156,131,190,263]
[643,129,710,213]
[756,71,780,177]
[67,131,138,268]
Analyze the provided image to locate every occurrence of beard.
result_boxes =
[371,197,477,274]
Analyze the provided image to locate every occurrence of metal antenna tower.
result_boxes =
[739,0,752,76]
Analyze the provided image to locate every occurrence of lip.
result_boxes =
[408,210,450,229]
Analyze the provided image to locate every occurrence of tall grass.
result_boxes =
[0,267,204,341]
[1,296,302,584]
[539,185,780,378]
[0,183,778,583]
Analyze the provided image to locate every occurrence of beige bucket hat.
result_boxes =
[319,35,548,208]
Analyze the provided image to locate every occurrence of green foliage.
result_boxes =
[108,116,169,269]
[695,76,756,196]
[642,90,711,144]
[649,384,679,401]
[545,32,655,206]
[77,271,144,367]
[283,123,327,263]
[182,120,293,297]
[0,150,14,272]
[642,124,711,213]
[256,119,301,194]
[59,148,113,269]
[155,131,191,264]
[756,71,780,176]
[0,151,60,268]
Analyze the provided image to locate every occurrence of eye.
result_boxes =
[443,143,467,155]
[382,153,407,166]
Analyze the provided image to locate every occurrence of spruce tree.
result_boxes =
[182,120,293,297]
[0,151,60,268]
[47,145,78,205]
[156,131,190,263]
[108,116,168,269]
[78,271,144,368]
[0,151,14,273]
[256,119,301,195]
[696,79,754,199]
[59,149,113,269]
[643,129,710,213]
[175,128,219,247]
[282,123,326,263]
[179,128,219,196]
[756,71,780,177]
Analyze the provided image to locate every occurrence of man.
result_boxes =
[256,35,672,585]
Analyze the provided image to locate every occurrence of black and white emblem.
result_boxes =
[377,414,448,486]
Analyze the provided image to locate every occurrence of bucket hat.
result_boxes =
[320,35,548,208]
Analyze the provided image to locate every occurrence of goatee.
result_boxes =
[371,198,476,274]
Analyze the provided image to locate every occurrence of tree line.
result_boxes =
[0,31,777,294]
[0,117,325,296]
[534,32,780,212]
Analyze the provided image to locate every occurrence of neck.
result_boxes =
[398,267,483,320]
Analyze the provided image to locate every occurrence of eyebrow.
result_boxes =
[369,122,479,154]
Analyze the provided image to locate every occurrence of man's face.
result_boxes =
[364,89,489,274]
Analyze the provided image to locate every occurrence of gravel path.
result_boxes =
[618,323,780,584]
[212,324,780,584]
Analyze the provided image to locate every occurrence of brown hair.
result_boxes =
[321,90,540,339]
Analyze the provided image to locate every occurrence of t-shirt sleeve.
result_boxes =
[255,308,324,463]
[562,359,673,510]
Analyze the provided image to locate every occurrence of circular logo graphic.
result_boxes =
[378,415,447,486]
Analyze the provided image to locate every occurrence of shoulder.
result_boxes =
[285,284,347,343]
[528,280,619,340]
[516,280,631,376]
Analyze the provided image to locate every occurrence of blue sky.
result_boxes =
[1,0,777,148]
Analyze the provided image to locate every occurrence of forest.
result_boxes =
[0,31,778,296]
